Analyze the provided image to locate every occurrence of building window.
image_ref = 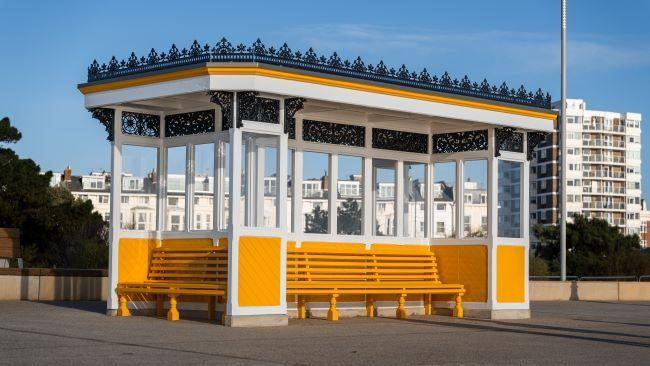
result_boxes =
[404,162,426,238]
[374,159,396,236]
[463,159,488,238]
[166,146,186,231]
[434,161,456,238]
[498,160,522,238]
[121,145,157,231]
[337,155,363,235]
[303,151,329,234]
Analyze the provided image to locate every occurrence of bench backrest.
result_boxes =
[287,246,440,284]
[148,246,228,284]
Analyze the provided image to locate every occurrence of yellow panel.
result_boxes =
[218,237,228,250]
[431,245,487,302]
[238,236,281,307]
[161,238,213,248]
[497,245,525,303]
[118,238,158,283]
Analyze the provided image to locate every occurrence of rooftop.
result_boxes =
[85,38,552,110]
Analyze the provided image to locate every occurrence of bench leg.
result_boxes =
[156,295,164,317]
[453,294,464,318]
[396,294,407,319]
[117,295,130,317]
[218,296,226,325]
[327,294,339,321]
[208,296,216,321]
[167,294,180,321]
[366,297,374,318]
[297,297,307,319]
[424,294,432,316]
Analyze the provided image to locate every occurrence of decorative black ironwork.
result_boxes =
[372,128,428,154]
[164,109,215,137]
[87,38,552,109]
[302,119,365,147]
[527,131,549,161]
[495,127,524,157]
[121,111,160,137]
[89,108,115,141]
[237,91,280,126]
[431,130,488,154]
[208,91,234,130]
[284,97,306,139]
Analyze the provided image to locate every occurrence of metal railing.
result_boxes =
[582,202,626,210]
[582,155,625,164]
[530,275,649,281]
[582,124,626,133]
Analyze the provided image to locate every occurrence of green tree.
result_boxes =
[304,205,328,234]
[532,214,649,277]
[337,198,362,235]
[0,117,108,268]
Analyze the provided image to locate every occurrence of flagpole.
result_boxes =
[560,0,568,281]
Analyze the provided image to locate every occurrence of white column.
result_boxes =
[227,125,242,316]
[107,107,123,314]
[426,162,434,238]
[329,154,338,235]
[487,128,498,306]
[186,143,195,231]
[278,131,288,232]
[294,150,304,235]
[363,157,373,237]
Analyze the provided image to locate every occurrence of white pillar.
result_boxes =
[107,108,123,314]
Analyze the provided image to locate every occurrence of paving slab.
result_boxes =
[0,301,649,365]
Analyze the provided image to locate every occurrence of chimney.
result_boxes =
[64,165,72,182]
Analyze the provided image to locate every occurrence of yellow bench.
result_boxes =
[116,246,228,321]
[287,246,465,321]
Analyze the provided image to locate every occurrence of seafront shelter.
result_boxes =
[78,39,556,326]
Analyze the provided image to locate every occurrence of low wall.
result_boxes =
[0,269,108,301]
[530,281,650,301]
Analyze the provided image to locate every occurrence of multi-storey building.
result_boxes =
[531,99,643,237]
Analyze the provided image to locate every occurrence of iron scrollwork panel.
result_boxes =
[372,128,428,154]
[208,91,234,130]
[526,131,549,161]
[164,109,215,137]
[121,111,160,137]
[302,119,365,147]
[284,97,306,139]
[237,91,280,126]
[89,107,115,141]
[431,129,488,154]
[495,127,524,157]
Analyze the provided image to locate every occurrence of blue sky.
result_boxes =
[1,0,649,197]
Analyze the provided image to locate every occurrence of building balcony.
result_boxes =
[582,171,625,179]
[582,155,625,164]
[582,187,626,195]
[582,202,626,210]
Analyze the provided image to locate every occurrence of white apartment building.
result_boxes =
[531,99,643,237]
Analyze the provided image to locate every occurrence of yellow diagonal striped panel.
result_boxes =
[431,245,487,302]
[118,238,158,283]
[238,236,281,307]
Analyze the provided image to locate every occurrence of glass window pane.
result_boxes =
[121,145,158,230]
[463,159,488,238]
[498,160,522,237]
[374,160,396,236]
[287,149,294,232]
[337,155,363,235]
[433,162,456,238]
[404,162,426,237]
[193,144,214,231]
[263,145,278,228]
[166,146,186,231]
[220,141,230,230]
[303,151,329,233]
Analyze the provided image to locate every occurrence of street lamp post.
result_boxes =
[560,0,568,281]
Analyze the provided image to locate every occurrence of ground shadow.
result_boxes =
[401,317,650,349]
[36,301,106,314]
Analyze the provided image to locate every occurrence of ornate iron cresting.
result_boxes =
[87,38,552,109]
[121,111,160,137]
[431,130,488,154]
[237,91,280,126]
[164,109,215,137]
[494,127,524,157]
[302,119,365,147]
[526,131,549,161]
[372,128,428,154]
[284,97,306,139]
[89,107,115,141]
[208,91,234,130]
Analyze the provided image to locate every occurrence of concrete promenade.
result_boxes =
[0,301,648,365]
